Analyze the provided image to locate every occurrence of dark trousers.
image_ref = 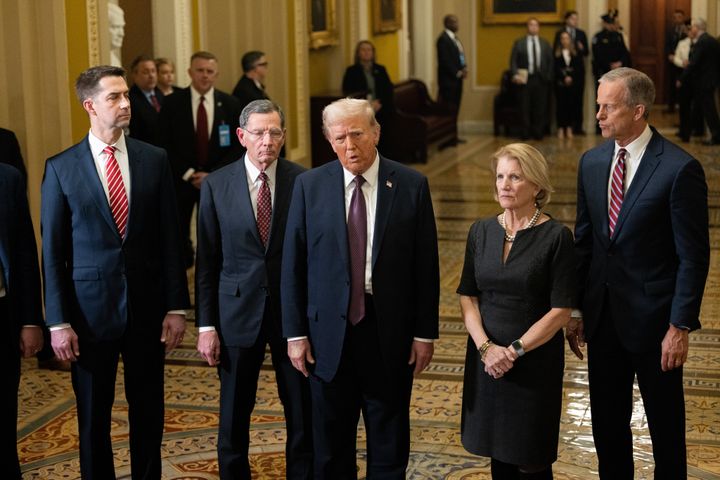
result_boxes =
[177,183,200,267]
[438,80,463,113]
[1,298,22,480]
[587,312,687,479]
[309,296,413,480]
[217,307,313,480]
[695,88,720,142]
[519,75,549,139]
[71,321,166,480]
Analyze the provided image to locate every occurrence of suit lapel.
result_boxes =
[0,174,9,281]
[372,157,397,269]
[328,162,350,271]
[232,158,264,250]
[268,159,291,250]
[585,141,615,242]
[125,140,143,242]
[76,138,118,237]
[611,131,663,240]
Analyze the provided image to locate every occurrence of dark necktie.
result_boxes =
[533,37,540,74]
[347,176,367,326]
[609,148,627,238]
[196,95,209,167]
[256,170,272,247]
[103,146,128,238]
[149,93,161,112]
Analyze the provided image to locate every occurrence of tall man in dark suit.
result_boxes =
[282,98,440,479]
[1,163,43,480]
[554,10,589,134]
[570,68,709,479]
[436,14,467,112]
[160,51,242,267]
[232,51,270,112]
[195,100,313,479]
[510,17,554,140]
[128,55,164,146]
[42,65,190,479]
[681,18,720,145]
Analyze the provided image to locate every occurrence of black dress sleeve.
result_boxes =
[549,225,577,308]
[457,221,481,296]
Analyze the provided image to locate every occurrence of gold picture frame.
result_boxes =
[482,0,566,25]
[373,0,401,34]
[309,0,339,49]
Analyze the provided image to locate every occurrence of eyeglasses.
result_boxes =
[254,61,269,68]
[244,128,284,140]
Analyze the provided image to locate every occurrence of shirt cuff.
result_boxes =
[49,323,71,331]
[21,324,41,328]
[287,336,308,342]
[182,168,196,182]
[168,310,186,316]
[198,326,216,332]
[414,337,434,343]
[571,309,582,319]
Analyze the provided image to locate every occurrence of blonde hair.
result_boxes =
[322,98,379,138]
[491,143,554,208]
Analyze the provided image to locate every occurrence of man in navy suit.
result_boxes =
[159,51,242,267]
[282,98,440,479]
[128,55,164,146]
[570,68,709,478]
[436,14,467,111]
[0,163,43,479]
[195,100,313,479]
[42,65,190,479]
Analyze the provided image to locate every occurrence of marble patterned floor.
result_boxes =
[17,115,720,479]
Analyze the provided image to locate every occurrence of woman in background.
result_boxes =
[342,40,394,125]
[155,58,179,96]
[554,32,583,139]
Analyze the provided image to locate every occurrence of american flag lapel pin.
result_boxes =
[386,180,393,188]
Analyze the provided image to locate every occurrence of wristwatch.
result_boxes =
[511,339,526,357]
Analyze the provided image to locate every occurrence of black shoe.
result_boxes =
[701,139,720,146]
[679,136,690,143]
[456,138,467,144]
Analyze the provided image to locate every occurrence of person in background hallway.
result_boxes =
[160,51,242,268]
[155,58,179,96]
[672,19,697,143]
[282,98,439,479]
[665,9,687,113]
[592,11,631,133]
[195,100,313,479]
[571,68,709,478]
[128,55,164,146]
[342,40,395,152]
[554,31,584,139]
[458,143,575,480]
[510,17,554,140]
[42,65,190,479]
[1,162,43,480]
[554,10,588,135]
[232,51,270,112]
[437,14,467,120]
[680,18,720,145]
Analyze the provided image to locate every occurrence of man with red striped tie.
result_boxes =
[572,67,709,479]
[41,65,190,479]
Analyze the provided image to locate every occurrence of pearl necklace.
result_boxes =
[500,208,541,242]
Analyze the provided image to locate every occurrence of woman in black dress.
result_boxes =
[457,143,577,479]
[342,40,394,125]
[554,32,583,139]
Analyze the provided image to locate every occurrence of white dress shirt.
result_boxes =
[606,124,653,203]
[526,35,541,73]
[190,86,214,138]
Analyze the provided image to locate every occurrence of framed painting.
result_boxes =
[482,0,566,24]
[309,0,338,49]
[373,0,401,34]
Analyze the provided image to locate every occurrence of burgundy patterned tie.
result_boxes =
[149,93,161,112]
[196,95,209,167]
[608,148,627,238]
[256,170,271,247]
[347,176,367,326]
[103,146,128,238]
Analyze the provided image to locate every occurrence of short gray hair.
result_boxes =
[599,67,655,119]
[692,17,707,31]
[322,98,378,137]
[238,99,285,129]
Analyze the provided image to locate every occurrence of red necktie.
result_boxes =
[347,176,367,326]
[608,148,627,238]
[196,95,209,167]
[256,170,272,247]
[103,146,128,238]
[149,93,161,112]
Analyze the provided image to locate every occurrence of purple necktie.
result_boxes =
[347,176,367,326]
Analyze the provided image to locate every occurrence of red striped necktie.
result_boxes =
[608,148,627,238]
[103,146,128,238]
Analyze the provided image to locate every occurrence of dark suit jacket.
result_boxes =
[436,31,464,91]
[574,128,709,352]
[342,63,395,118]
[0,164,42,333]
[41,136,190,341]
[554,51,584,88]
[281,157,440,382]
[510,35,554,83]
[128,84,164,146]
[159,87,242,181]
[682,32,720,91]
[232,75,269,112]
[0,128,26,186]
[195,157,305,347]
[553,27,589,58]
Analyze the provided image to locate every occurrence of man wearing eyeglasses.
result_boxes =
[195,99,313,479]
[232,51,270,113]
